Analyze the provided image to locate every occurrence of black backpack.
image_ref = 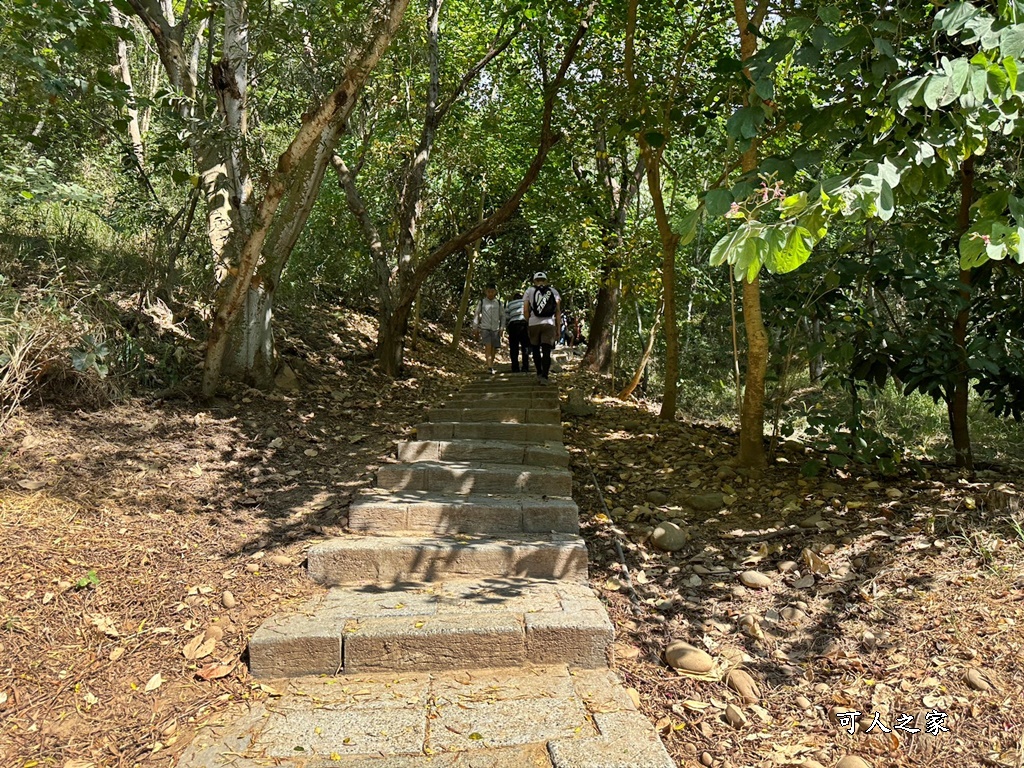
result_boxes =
[531,285,557,318]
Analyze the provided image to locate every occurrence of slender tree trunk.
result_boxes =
[733,0,771,467]
[618,298,663,400]
[950,157,975,472]
[110,4,145,165]
[451,191,485,349]
[625,0,678,419]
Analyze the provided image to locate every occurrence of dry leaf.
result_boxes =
[182,634,217,661]
[144,673,164,692]
[64,760,97,768]
[89,614,119,638]
[793,574,816,589]
[197,662,235,680]
[109,646,125,662]
[17,479,47,491]
[802,547,831,576]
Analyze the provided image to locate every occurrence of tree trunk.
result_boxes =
[950,157,975,472]
[202,0,411,397]
[450,191,485,350]
[733,0,771,467]
[618,298,663,400]
[624,0,678,419]
[584,270,619,372]
[110,4,145,166]
[377,298,413,377]
[739,276,769,466]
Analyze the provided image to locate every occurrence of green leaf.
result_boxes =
[878,179,895,221]
[726,106,763,139]
[1000,24,1024,58]
[1004,57,1019,92]
[818,6,840,24]
[767,225,815,273]
[923,74,947,109]
[678,209,700,247]
[780,191,808,216]
[709,226,748,267]
[705,188,734,217]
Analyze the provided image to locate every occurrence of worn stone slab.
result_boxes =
[398,439,569,467]
[257,703,427,758]
[347,491,579,535]
[178,666,675,767]
[344,612,527,672]
[430,666,593,752]
[548,711,677,768]
[308,535,588,585]
[376,462,572,496]
[428,407,561,424]
[415,421,563,442]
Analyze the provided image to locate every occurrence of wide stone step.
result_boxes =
[398,438,569,467]
[249,577,613,678]
[416,421,563,442]
[428,406,560,424]
[464,374,551,386]
[445,395,561,409]
[176,666,675,767]
[376,461,572,496]
[307,533,588,585]
[348,490,579,535]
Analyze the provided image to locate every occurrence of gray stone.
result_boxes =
[548,710,676,768]
[684,493,726,511]
[645,490,670,505]
[650,521,688,552]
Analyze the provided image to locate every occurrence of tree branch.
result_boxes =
[399,0,597,308]
[435,22,522,124]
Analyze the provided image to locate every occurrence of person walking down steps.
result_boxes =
[504,291,531,373]
[473,283,505,374]
[524,271,561,381]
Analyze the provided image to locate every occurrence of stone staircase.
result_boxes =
[177,374,675,768]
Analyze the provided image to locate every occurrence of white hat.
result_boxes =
[533,271,547,280]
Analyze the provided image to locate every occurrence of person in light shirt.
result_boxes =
[523,272,560,382]
[473,283,505,375]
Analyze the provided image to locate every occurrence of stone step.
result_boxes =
[398,438,569,467]
[348,490,579,535]
[445,395,561,409]
[249,578,614,678]
[376,461,572,496]
[428,406,560,424]
[307,533,588,585]
[416,420,563,442]
[176,666,676,767]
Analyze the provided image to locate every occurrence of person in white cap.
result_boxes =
[523,271,561,381]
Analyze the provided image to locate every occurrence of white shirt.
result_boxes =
[474,297,505,331]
